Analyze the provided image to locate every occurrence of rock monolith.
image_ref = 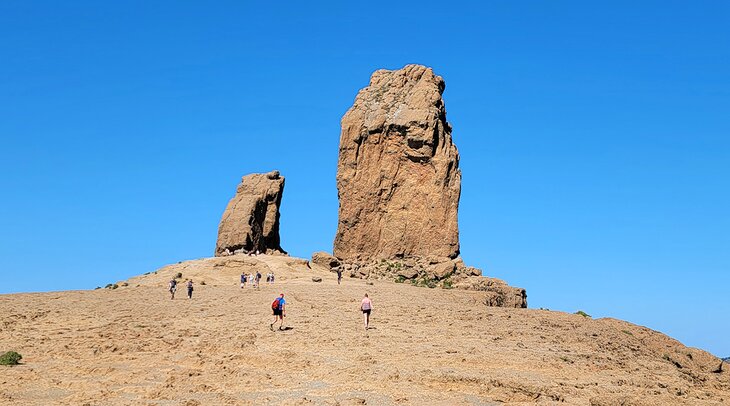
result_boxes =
[215,171,285,256]
[334,64,461,262]
[331,65,527,308]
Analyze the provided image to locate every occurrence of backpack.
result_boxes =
[271,297,281,310]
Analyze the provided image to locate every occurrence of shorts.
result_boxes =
[273,309,282,316]
[362,309,371,315]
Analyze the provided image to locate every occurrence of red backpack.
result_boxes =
[271,297,281,310]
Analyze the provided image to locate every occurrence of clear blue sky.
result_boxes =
[1,1,728,356]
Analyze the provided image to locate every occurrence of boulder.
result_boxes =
[334,64,461,262]
[455,276,527,308]
[396,267,419,280]
[311,252,341,269]
[427,261,455,280]
[215,171,285,256]
[464,267,482,277]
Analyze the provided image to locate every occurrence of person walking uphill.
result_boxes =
[168,279,177,300]
[361,293,373,330]
[187,280,194,299]
[270,293,286,331]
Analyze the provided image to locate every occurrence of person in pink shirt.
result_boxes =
[360,293,373,330]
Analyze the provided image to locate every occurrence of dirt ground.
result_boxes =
[1,255,728,405]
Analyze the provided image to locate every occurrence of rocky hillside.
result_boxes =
[1,254,728,405]
[312,252,527,308]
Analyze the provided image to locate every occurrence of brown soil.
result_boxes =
[1,255,728,405]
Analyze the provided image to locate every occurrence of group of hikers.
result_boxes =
[167,278,194,300]
[270,292,373,331]
[165,268,374,330]
[240,271,274,289]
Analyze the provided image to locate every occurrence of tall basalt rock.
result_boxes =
[334,64,461,262]
[332,65,527,308]
[215,171,285,256]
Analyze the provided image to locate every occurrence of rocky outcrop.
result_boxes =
[330,256,527,308]
[215,171,285,256]
[334,64,461,262]
[311,252,341,270]
[330,65,527,308]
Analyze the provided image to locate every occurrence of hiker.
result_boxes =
[361,293,373,330]
[187,280,194,299]
[270,272,275,284]
[168,279,177,300]
[337,268,342,285]
[255,271,262,289]
[270,293,286,331]
[241,272,247,289]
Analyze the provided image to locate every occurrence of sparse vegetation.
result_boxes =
[0,351,22,366]
[575,310,591,318]
[621,330,633,336]
[176,272,183,279]
[385,261,403,273]
[394,275,406,283]
[441,278,453,289]
[412,277,437,289]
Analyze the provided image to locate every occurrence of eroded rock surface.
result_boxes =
[334,64,461,262]
[331,65,526,308]
[215,171,285,256]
